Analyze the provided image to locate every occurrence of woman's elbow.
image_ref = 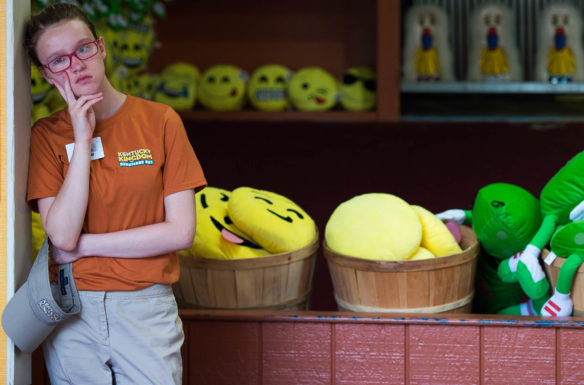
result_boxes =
[47,233,79,252]
[176,225,195,250]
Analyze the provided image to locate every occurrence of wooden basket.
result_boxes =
[173,236,318,310]
[323,225,480,313]
[542,249,584,316]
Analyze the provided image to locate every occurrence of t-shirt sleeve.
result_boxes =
[162,108,207,196]
[27,122,65,211]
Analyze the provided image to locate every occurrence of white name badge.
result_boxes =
[65,137,105,162]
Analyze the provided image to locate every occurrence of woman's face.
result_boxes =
[35,19,106,97]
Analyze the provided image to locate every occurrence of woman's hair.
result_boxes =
[25,3,97,67]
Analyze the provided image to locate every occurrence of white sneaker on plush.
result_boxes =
[541,290,573,317]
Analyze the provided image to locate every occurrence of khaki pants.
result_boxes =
[43,284,183,385]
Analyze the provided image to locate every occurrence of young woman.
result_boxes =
[25,4,206,384]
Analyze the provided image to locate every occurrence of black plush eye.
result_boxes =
[32,78,37,86]
[200,194,208,208]
[224,216,233,225]
[207,76,216,83]
[254,196,273,205]
[287,208,304,219]
[221,76,230,83]
[364,79,376,92]
[301,82,309,89]
[220,193,229,202]
[259,75,268,83]
[276,76,285,83]
[491,200,505,208]
[133,43,141,51]
[342,73,358,85]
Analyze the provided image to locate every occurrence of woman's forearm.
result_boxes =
[40,140,92,251]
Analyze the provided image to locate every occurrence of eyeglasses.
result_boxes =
[43,40,100,74]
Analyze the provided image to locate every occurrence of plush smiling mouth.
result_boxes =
[32,90,49,103]
[122,57,144,68]
[210,216,262,248]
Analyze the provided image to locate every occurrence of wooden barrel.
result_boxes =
[173,236,318,310]
[323,225,479,313]
[542,249,584,316]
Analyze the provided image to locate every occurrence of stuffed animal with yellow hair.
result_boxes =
[325,193,461,261]
[180,187,269,260]
[228,187,317,254]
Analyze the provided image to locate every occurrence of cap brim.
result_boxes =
[2,281,56,353]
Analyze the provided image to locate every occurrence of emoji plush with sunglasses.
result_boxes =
[340,67,376,111]
[228,187,317,253]
[288,67,339,111]
[198,65,249,111]
[247,64,292,111]
[180,187,270,260]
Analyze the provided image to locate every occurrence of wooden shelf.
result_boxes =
[148,0,400,122]
[178,110,377,122]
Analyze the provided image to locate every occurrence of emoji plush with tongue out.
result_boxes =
[288,67,339,111]
[180,187,269,260]
[198,65,249,111]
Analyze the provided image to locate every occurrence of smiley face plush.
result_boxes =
[340,67,376,111]
[31,65,55,122]
[228,187,317,253]
[288,67,339,111]
[122,73,155,100]
[325,193,422,261]
[153,72,196,110]
[198,65,248,111]
[247,64,292,111]
[182,187,269,260]
[111,28,152,76]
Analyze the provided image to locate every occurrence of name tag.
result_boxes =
[65,137,105,161]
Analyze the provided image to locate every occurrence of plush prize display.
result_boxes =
[247,64,292,111]
[339,67,376,111]
[494,152,584,314]
[228,187,317,254]
[180,187,269,260]
[198,65,248,111]
[535,3,584,83]
[467,2,522,82]
[121,73,155,100]
[31,65,56,122]
[153,62,199,109]
[402,4,455,82]
[288,67,339,111]
[541,221,584,316]
[326,193,461,261]
[439,183,544,315]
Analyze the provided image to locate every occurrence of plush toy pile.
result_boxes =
[325,193,462,261]
[180,186,317,259]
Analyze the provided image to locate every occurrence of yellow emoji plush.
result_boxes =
[340,67,376,111]
[122,73,155,100]
[198,65,248,111]
[409,247,435,260]
[228,187,317,254]
[153,62,200,109]
[288,67,339,111]
[411,205,462,257]
[182,187,269,260]
[247,64,292,111]
[31,211,46,261]
[325,193,422,261]
[31,65,57,122]
[111,28,152,76]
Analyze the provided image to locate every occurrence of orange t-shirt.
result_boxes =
[27,95,207,291]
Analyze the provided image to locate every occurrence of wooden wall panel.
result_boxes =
[408,325,480,385]
[481,326,556,385]
[187,321,260,385]
[262,322,332,385]
[333,324,405,385]
[558,328,584,384]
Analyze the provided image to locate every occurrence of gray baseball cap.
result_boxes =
[2,238,80,353]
